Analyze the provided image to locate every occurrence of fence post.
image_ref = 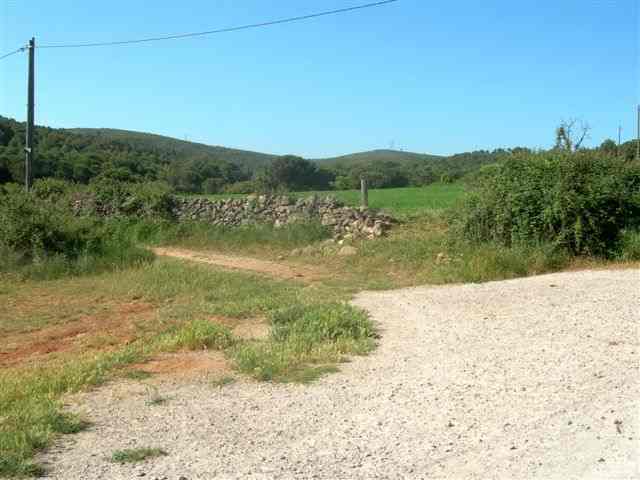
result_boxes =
[360,177,368,208]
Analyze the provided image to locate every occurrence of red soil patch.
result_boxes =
[128,351,230,380]
[0,302,156,368]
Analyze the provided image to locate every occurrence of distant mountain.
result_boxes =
[68,128,277,171]
[315,149,443,166]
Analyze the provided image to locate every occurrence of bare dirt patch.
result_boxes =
[128,351,230,381]
[152,247,325,282]
[0,302,156,367]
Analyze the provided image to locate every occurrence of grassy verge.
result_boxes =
[0,259,373,477]
[2,182,637,476]
[128,219,331,257]
[0,316,236,477]
[273,215,576,291]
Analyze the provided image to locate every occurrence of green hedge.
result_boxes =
[0,183,154,278]
[453,152,640,256]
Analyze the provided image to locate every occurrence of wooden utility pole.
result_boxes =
[637,105,640,162]
[24,37,35,191]
[360,177,368,208]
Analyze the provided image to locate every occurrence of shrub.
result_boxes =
[87,179,176,219]
[31,178,76,203]
[453,152,640,256]
[0,189,153,278]
[0,190,100,259]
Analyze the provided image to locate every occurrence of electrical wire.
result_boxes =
[0,46,25,60]
[37,0,398,49]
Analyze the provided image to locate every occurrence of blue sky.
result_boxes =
[1,0,638,157]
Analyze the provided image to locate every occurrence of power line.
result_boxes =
[0,46,26,60]
[36,0,398,50]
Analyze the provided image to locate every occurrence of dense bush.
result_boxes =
[0,190,99,258]
[454,152,640,256]
[0,188,153,278]
[30,177,76,202]
[82,179,176,219]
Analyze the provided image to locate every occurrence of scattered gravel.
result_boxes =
[40,269,639,479]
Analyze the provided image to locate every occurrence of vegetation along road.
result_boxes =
[2,1,639,477]
[1,122,639,477]
[39,267,638,479]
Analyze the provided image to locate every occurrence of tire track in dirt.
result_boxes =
[152,247,326,282]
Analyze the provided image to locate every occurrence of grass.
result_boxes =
[2,183,637,476]
[123,370,153,380]
[155,320,235,352]
[210,375,235,387]
[617,229,640,261]
[0,224,155,282]
[190,183,465,218]
[271,215,577,291]
[231,303,375,382]
[0,260,366,477]
[136,220,331,257]
[110,447,167,464]
[0,346,145,476]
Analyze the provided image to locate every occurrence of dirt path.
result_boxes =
[152,247,325,282]
[40,269,639,479]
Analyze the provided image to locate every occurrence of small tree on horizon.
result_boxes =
[554,118,591,152]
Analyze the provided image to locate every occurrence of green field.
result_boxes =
[192,183,466,218]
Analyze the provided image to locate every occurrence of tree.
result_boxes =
[405,162,436,186]
[202,177,224,194]
[255,155,333,192]
[599,139,617,156]
[554,119,590,152]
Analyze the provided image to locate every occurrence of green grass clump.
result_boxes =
[110,447,167,464]
[270,303,374,344]
[156,320,235,351]
[231,303,375,383]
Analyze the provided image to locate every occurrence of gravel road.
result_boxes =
[40,269,639,479]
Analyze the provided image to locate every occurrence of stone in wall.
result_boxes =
[171,195,395,240]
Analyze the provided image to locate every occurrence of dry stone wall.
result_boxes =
[173,195,395,240]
